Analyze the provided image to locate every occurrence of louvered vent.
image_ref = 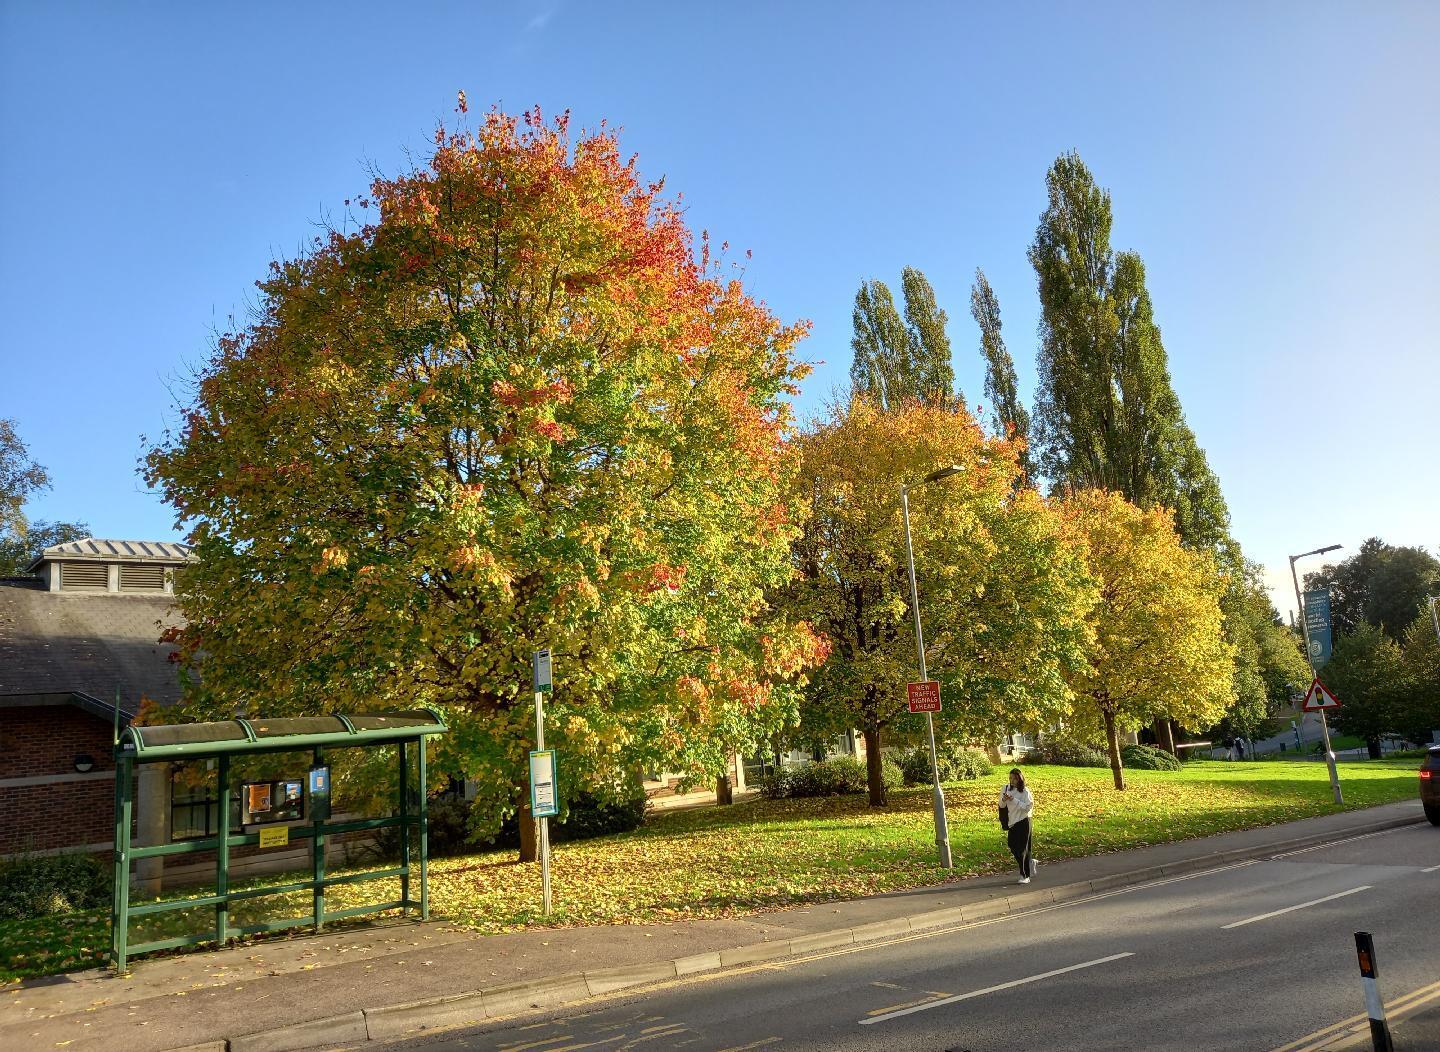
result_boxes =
[61,562,109,590]
[119,564,166,592]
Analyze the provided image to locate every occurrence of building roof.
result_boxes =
[0,580,186,710]
[25,538,195,571]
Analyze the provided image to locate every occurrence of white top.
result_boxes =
[1000,785,1034,824]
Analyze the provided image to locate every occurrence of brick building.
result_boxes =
[0,539,191,858]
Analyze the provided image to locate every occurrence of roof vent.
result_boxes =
[119,564,166,592]
[60,562,109,591]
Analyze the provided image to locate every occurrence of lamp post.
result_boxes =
[901,465,964,870]
[1290,544,1343,804]
[1426,596,1440,647]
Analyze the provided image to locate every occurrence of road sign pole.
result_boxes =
[902,484,952,869]
[1291,554,1342,804]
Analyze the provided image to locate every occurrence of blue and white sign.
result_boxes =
[1303,588,1333,668]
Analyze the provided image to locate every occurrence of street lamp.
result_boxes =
[1426,596,1440,647]
[1289,543,1343,804]
[901,464,965,869]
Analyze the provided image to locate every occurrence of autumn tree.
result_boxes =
[1060,490,1234,789]
[849,268,958,410]
[968,268,1031,481]
[145,103,824,860]
[781,397,1094,805]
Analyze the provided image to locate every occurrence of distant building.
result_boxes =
[0,539,192,858]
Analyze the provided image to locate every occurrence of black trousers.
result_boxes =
[1007,817,1032,875]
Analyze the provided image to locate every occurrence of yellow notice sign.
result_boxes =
[258,826,290,849]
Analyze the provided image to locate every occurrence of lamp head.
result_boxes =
[923,465,965,484]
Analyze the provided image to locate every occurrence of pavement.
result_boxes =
[0,799,1429,1052]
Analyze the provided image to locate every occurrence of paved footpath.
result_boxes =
[0,800,1427,1052]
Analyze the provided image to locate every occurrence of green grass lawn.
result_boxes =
[0,758,1423,983]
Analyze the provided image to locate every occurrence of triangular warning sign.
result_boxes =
[1302,677,1342,712]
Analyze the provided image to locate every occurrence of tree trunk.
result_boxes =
[1102,708,1126,791]
[1366,737,1382,760]
[1154,718,1177,756]
[716,772,734,805]
[863,725,887,807]
[516,780,538,863]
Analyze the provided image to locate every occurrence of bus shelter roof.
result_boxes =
[116,708,446,762]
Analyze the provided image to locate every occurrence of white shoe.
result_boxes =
[1018,876,1031,884]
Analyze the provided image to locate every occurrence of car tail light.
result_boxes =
[1423,770,1433,780]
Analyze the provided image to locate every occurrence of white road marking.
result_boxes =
[1221,885,1371,929]
[1269,826,1411,859]
[858,953,1134,1024]
[1421,864,1440,874]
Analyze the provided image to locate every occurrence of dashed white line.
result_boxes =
[858,953,1135,1024]
[1221,886,1371,929]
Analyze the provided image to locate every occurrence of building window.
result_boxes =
[170,768,241,841]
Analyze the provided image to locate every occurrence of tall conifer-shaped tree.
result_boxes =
[970,268,1032,481]
[1029,152,1279,756]
[1028,152,1231,556]
[850,268,958,409]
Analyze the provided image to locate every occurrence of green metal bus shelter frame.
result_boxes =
[111,709,446,974]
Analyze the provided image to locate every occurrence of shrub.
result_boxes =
[0,852,110,921]
[1028,737,1110,768]
[755,769,790,799]
[1120,743,1181,771]
[899,745,994,785]
[425,795,478,857]
[785,756,869,797]
[758,755,900,798]
[555,789,648,841]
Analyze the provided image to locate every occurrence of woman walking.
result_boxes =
[999,768,1036,884]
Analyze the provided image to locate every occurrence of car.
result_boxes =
[1423,744,1440,826]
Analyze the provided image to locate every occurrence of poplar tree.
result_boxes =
[850,268,958,410]
[1029,152,1268,749]
[1029,157,1227,542]
[969,268,1032,480]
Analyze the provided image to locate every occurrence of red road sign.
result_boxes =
[907,680,942,713]
[1302,677,1342,712]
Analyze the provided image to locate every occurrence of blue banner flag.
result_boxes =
[1303,588,1333,668]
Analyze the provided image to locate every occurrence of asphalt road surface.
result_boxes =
[391,822,1440,1052]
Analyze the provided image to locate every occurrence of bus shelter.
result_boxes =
[111,709,446,973]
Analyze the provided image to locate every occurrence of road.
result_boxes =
[386,822,1440,1052]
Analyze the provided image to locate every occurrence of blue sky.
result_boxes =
[2,1,1437,617]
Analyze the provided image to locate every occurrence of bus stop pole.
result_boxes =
[535,687,552,917]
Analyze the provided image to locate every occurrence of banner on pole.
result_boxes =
[1303,589,1333,668]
